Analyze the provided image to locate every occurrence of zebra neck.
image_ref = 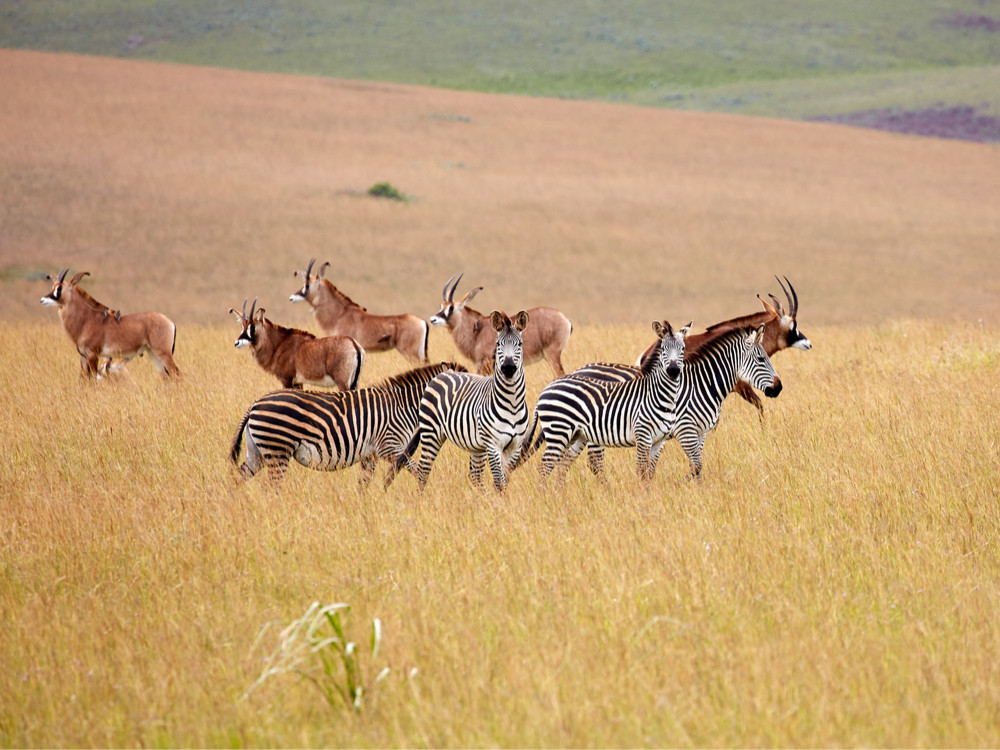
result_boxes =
[490,371,525,400]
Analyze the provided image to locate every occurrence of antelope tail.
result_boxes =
[349,339,364,391]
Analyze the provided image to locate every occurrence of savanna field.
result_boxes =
[2,46,1000,747]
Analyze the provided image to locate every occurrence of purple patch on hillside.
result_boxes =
[807,105,1000,143]
[937,12,1000,32]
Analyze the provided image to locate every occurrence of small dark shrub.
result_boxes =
[367,182,407,201]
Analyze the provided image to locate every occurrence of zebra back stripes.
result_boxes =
[573,325,781,477]
[409,310,531,491]
[530,320,690,480]
[230,361,466,488]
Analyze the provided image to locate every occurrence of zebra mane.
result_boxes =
[377,361,468,389]
[684,325,754,366]
[637,337,662,376]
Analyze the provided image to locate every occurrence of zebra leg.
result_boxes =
[586,444,607,480]
[357,456,376,492]
[468,453,487,488]
[415,429,445,491]
[675,427,705,480]
[486,444,507,491]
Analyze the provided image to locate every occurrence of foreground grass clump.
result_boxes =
[1,321,1000,746]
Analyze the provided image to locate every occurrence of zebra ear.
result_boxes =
[747,324,765,346]
[651,320,671,338]
[513,310,529,332]
[490,310,507,331]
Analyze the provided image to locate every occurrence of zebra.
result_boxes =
[523,320,691,481]
[396,310,531,491]
[229,361,467,489]
[572,324,782,478]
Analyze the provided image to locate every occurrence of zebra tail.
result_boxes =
[511,410,541,471]
[230,407,253,465]
[392,430,421,474]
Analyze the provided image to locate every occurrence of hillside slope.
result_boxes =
[2,50,998,330]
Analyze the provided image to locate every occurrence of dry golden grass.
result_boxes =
[2,320,1000,747]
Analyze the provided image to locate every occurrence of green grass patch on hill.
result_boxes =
[3,0,998,121]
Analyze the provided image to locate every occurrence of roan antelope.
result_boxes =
[289,258,429,363]
[430,273,572,375]
[635,275,810,416]
[40,269,180,379]
[230,298,365,391]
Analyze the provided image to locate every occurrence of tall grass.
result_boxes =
[2,320,999,746]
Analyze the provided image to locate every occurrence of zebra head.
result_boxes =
[650,319,692,379]
[490,310,529,380]
[739,325,782,398]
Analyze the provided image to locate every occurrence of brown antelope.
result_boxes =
[635,275,810,416]
[40,269,180,379]
[289,259,429,363]
[430,273,573,375]
[230,298,365,390]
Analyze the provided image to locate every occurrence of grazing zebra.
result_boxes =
[574,325,782,478]
[527,320,691,481]
[229,361,467,489]
[398,310,531,491]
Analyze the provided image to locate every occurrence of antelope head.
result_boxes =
[758,275,811,351]
[40,268,71,308]
[430,273,483,328]
[230,298,264,348]
[290,258,330,303]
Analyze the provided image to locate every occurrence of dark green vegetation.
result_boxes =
[3,0,999,128]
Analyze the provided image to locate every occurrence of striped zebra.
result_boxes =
[527,320,691,481]
[398,310,531,491]
[575,325,782,478]
[229,361,467,489]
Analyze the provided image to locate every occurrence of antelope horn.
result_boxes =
[68,271,90,286]
[305,258,316,279]
[776,275,798,318]
[248,297,258,321]
[49,268,68,283]
[318,262,330,279]
[442,273,458,300]
[448,272,464,302]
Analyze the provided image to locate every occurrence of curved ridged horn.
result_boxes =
[248,297,257,321]
[447,272,464,302]
[775,275,798,318]
[56,268,68,283]
[68,271,90,287]
[442,273,458,300]
[305,258,316,279]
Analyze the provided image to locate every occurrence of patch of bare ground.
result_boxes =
[2,49,999,333]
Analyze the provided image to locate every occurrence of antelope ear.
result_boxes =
[318,262,330,279]
[679,320,693,337]
[490,310,507,332]
[68,271,90,286]
[228,308,244,321]
[255,308,266,322]
[768,293,786,317]
[758,294,778,317]
[514,310,529,332]
[461,286,483,305]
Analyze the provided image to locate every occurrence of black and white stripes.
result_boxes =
[230,361,467,488]
[408,310,531,491]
